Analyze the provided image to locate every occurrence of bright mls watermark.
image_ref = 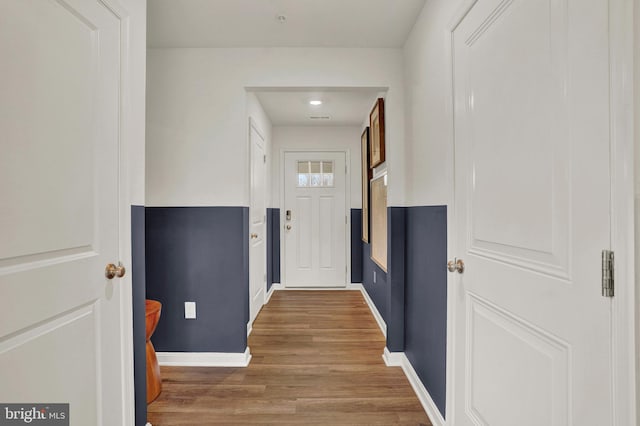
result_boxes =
[0,404,68,425]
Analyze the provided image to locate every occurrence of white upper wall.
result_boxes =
[402,0,460,207]
[146,47,405,207]
[271,126,362,209]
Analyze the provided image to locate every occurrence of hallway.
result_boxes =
[147,291,431,425]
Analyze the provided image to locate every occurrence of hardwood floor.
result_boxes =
[147,290,432,425]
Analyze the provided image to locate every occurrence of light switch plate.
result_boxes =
[184,302,196,319]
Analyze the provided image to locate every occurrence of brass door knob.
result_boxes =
[250,233,258,239]
[286,225,292,230]
[447,259,464,274]
[105,262,126,279]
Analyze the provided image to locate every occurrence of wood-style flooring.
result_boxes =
[147,290,432,425]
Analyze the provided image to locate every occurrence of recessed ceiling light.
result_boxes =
[309,100,322,106]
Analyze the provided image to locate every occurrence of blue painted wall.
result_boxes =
[267,208,280,289]
[356,205,448,418]
[362,240,389,324]
[131,206,146,426]
[350,209,363,283]
[145,207,249,353]
[405,206,448,417]
[386,207,406,352]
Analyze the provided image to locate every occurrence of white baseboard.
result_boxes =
[349,283,387,337]
[157,347,252,367]
[382,347,404,366]
[383,348,446,426]
[265,283,281,302]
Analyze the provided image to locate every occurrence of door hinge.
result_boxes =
[345,215,347,224]
[602,250,614,297]
[263,154,267,163]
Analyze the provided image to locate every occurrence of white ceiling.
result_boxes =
[252,89,383,127]
[147,0,427,48]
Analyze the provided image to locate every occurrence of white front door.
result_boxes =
[284,152,347,287]
[452,1,613,425]
[0,0,128,425]
[249,120,267,327]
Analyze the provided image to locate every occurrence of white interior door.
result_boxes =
[451,1,613,425]
[284,151,347,287]
[249,120,267,327]
[0,0,128,424]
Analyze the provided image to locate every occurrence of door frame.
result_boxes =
[248,116,267,331]
[101,0,136,423]
[279,148,351,288]
[444,0,636,424]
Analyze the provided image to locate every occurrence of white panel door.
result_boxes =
[249,120,266,328]
[452,0,613,425]
[0,0,127,424]
[284,152,347,287]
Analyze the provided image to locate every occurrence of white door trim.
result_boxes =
[444,0,637,424]
[248,116,267,332]
[99,0,135,424]
[443,3,475,424]
[279,148,351,288]
[609,0,637,424]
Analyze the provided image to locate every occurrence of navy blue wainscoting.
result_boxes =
[350,209,363,283]
[267,208,281,290]
[386,207,406,352]
[131,206,146,426]
[405,206,448,417]
[145,207,249,353]
[361,241,389,324]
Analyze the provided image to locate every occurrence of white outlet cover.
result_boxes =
[184,301,196,319]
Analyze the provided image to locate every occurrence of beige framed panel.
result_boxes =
[370,173,387,271]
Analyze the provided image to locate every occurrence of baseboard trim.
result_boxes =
[382,347,404,366]
[383,348,446,426]
[157,347,252,367]
[349,283,387,337]
[265,283,281,302]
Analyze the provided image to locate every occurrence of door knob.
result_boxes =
[105,262,126,279]
[447,259,464,274]
[250,233,258,239]
[286,225,292,230]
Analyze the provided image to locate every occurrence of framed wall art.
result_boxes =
[370,173,387,271]
[361,127,371,243]
[369,98,385,168]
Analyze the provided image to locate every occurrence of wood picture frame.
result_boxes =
[370,173,387,271]
[361,127,371,243]
[369,98,385,168]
